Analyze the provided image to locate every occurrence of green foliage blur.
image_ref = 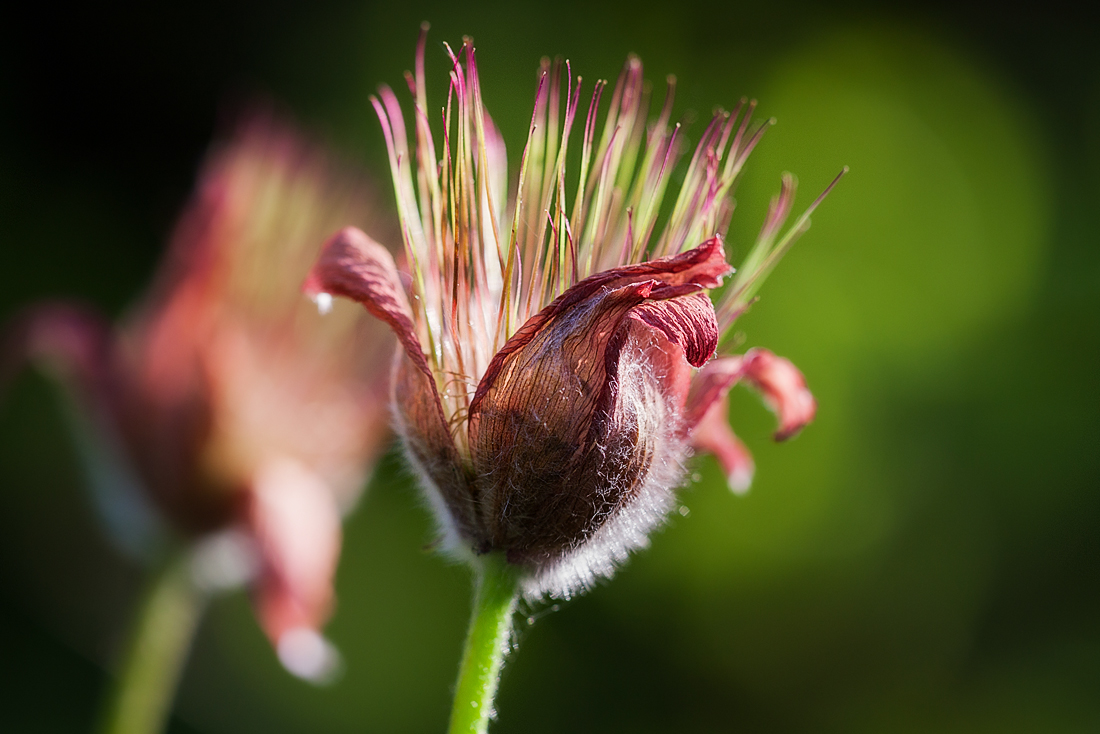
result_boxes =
[1,1,1097,732]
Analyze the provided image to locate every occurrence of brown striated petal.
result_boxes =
[466,280,660,559]
[470,278,658,471]
[467,241,727,564]
[685,347,816,445]
[247,457,342,681]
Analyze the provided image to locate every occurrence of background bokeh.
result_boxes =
[1,1,1097,732]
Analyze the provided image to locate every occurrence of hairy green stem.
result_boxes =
[448,554,521,734]
[98,551,205,734]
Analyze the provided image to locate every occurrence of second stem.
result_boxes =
[98,551,205,734]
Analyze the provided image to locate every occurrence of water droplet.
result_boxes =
[312,292,333,315]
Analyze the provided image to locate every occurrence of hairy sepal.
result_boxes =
[305,227,476,537]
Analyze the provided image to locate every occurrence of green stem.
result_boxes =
[97,550,205,734]
[448,554,522,734]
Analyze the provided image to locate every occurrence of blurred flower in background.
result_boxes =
[3,116,393,699]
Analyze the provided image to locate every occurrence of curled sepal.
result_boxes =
[304,227,472,537]
[742,348,816,441]
[686,347,816,445]
[247,457,342,683]
[691,395,755,494]
[304,227,432,391]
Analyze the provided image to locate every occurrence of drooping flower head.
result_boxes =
[5,117,392,678]
[307,29,843,598]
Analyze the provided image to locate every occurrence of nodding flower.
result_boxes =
[306,30,844,599]
[4,117,393,680]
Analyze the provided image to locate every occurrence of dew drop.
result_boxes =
[312,292,333,315]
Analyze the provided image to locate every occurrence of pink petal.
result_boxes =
[246,457,342,680]
[628,291,719,369]
[127,121,392,533]
[119,281,225,534]
[613,291,720,424]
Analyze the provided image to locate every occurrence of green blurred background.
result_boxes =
[1,1,1097,732]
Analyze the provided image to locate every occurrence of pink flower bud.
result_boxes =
[309,32,832,598]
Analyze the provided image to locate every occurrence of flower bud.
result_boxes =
[309,35,827,598]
